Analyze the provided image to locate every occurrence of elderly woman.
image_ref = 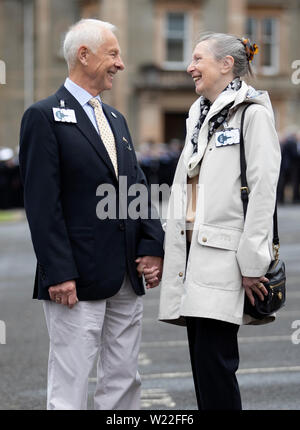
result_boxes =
[149,33,281,410]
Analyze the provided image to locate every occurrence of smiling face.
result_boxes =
[77,29,124,95]
[187,40,234,102]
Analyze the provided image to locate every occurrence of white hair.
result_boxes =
[198,32,253,77]
[63,19,116,70]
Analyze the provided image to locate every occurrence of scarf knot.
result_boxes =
[191,77,242,154]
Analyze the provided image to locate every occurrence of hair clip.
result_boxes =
[240,37,259,62]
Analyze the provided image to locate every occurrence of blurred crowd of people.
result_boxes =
[0,147,23,210]
[0,132,299,211]
[137,139,183,187]
[278,130,300,204]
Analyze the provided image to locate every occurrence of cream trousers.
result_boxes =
[43,274,143,410]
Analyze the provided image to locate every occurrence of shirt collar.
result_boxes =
[64,77,102,107]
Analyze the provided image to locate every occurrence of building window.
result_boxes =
[164,12,189,69]
[261,18,278,72]
[246,16,279,75]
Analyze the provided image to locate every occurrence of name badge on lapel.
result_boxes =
[215,128,240,147]
[52,108,77,123]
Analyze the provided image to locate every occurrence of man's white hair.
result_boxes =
[63,19,116,70]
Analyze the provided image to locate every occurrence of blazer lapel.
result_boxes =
[54,86,117,179]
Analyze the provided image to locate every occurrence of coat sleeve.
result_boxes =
[236,104,281,277]
[19,106,79,288]
[121,116,165,258]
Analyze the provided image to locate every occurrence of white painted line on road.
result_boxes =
[141,388,176,408]
[237,366,300,374]
[141,371,191,380]
[141,340,187,348]
[239,335,291,343]
[138,366,300,381]
[139,352,152,366]
[140,335,293,348]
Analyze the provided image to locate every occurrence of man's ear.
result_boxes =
[78,46,89,66]
[221,55,234,74]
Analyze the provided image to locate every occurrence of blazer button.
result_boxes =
[119,223,125,231]
[202,237,207,243]
[181,230,184,235]
[179,272,183,277]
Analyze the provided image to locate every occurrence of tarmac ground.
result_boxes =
[0,205,299,410]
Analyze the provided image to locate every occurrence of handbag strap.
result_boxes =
[239,104,280,254]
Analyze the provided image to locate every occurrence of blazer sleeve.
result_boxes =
[236,104,281,277]
[121,116,164,258]
[135,165,165,258]
[19,106,79,288]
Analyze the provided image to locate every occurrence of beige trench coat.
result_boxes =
[158,82,281,326]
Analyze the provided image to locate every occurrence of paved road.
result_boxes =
[0,205,299,410]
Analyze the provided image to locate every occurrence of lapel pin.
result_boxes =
[111,112,117,118]
[123,137,129,143]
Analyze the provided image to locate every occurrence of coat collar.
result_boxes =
[54,85,125,181]
[183,81,251,175]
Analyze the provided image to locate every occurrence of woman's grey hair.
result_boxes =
[63,19,116,70]
[198,32,253,77]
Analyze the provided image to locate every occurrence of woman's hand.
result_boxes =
[242,276,269,306]
[143,266,161,289]
[135,256,163,289]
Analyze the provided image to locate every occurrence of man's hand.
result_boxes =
[48,280,78,309]
[135,256,163,289]
[242,276,269,306]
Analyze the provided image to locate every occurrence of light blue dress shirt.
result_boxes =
[64,78,111,134]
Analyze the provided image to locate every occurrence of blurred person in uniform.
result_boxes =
[19,19,164,410]
[291,131,300,203]
[139,140,160,186]
[168,138,183,184]
[157,143,174,186]
[8,147,23,208]
[277,130,298,204]
[138,141,154,184]
[0,147,14,209]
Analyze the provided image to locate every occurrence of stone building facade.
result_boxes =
[0,0,300,150]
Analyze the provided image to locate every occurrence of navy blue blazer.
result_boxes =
[19,85,164,300]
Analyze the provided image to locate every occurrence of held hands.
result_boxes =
[242,276,269,306]
[48,280,79,309]
[135,256,163,289]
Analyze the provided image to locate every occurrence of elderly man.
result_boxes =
[19,19,164,410]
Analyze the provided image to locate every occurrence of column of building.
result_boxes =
[98,0,129,118]
[35,0,51,100]
[227,0,247,35]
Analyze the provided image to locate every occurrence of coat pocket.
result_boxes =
[197,224,242,251]
[188,224,243,291]
[68,228,96,286]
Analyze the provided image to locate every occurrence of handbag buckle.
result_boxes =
[273,244,280,260]
[240,186,249,193]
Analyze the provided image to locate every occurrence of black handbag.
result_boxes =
[239,104,286,319]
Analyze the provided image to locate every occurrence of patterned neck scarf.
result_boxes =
[191,77,242,154]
